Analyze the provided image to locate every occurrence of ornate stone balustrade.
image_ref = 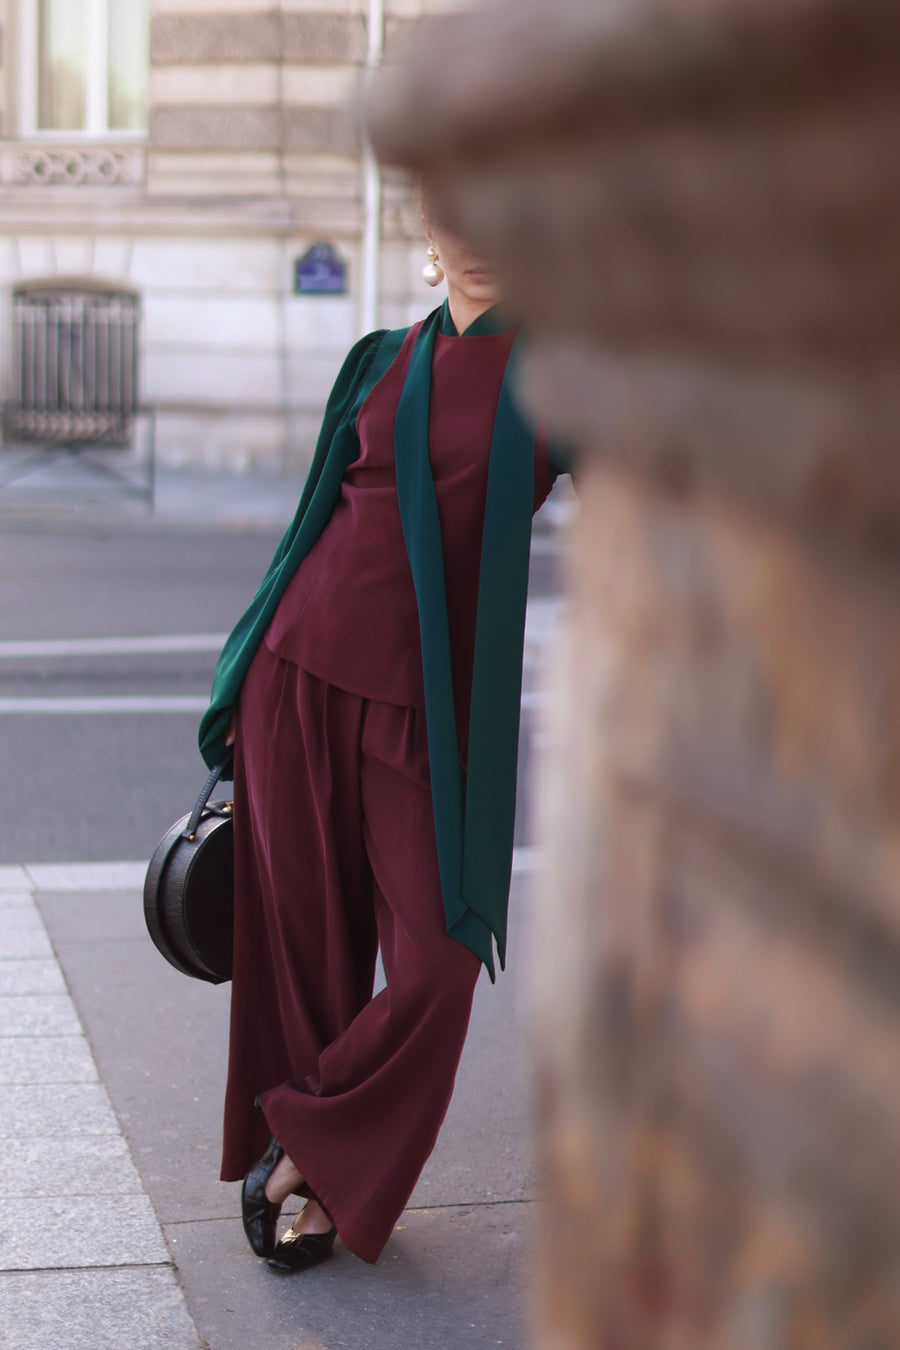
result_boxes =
[0,143,146,189]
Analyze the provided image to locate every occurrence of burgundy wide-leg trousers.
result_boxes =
[220,642,481,1264]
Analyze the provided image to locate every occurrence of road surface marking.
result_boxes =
[0,634,227,659]
[0,693,546,715]
[0,605,562,663]
[0,696,209,714]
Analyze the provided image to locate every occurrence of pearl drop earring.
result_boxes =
[422,246,444,287]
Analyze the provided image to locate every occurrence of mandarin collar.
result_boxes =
[438,300,514,338]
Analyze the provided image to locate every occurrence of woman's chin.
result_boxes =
[466,280,502,305]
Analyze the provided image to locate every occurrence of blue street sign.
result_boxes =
[294,243,348,295]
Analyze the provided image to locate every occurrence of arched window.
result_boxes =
[19,0,149,137]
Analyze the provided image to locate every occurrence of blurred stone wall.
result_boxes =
[369,0,900,1344]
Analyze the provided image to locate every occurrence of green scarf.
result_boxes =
[394,304,535,976]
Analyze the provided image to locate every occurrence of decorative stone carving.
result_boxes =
[1,145,146,188]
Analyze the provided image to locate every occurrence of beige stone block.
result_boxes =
[51,237,96,279]
[144,348,282,408]
[150,62,279,105]
[283,104,359,156]
[282,292,358,350]
[150,103,280,151]
[145,151,282,196]
[283,0,365,12]
[379,298,431,332]
[14,236,55,282]
[92,237,135,284]
[146,167,283,197]
[153,0,274,10]
[281,64,361,106]
[0,236,22,284]
[146,151,281,177]
[283,349,356,409]
[280,188,363,235]
[281,152,360,187]
[378,238,407,292]
[151,13,280,63]
[144,292,281,350]
[282,12,367,62]
[388,0,467,14]
[151,11,366,63]
[129,238,281,295]
[379,237,431,299]
[155,409,285,473]
[284,407,325,473]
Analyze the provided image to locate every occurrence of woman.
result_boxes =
[199,211,567,1273]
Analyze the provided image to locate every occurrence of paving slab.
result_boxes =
[0,1267,201,1350]
[0,1035,95,1084]
[0,909,54,960]
[23,862,148,892]
[0,1135,143,1198]
[0,960,66,997]
[0,883,202,1347]
[0,996,82,1038]
[0,870,30,893]
[1,1194,170,1270]
[0,1081,122,1137]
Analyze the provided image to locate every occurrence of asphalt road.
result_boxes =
[0,522,279,865]
[0,517,561,865]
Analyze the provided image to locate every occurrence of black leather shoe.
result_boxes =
[267,1225,337,1274]
[241,1135,285,1257]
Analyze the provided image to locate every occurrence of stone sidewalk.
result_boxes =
[0,858,543,1350]
[0,862,200,1350]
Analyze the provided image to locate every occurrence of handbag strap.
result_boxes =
[183,757,232,841]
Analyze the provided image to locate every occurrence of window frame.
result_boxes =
[18,0,148,140]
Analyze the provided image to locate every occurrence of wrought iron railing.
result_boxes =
[7,283,140,444]
[1,281,155,508]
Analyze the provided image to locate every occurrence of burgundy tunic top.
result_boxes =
[264,319,553,747]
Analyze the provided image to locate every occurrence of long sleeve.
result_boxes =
[198,328,391,773]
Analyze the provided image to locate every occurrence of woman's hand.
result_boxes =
[224,713,237,748]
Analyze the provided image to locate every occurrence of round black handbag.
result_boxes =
[143,760,234,984]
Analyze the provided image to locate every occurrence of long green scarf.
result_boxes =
[394,305,535,976]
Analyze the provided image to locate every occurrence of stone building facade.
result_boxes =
[0,0,453,473]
